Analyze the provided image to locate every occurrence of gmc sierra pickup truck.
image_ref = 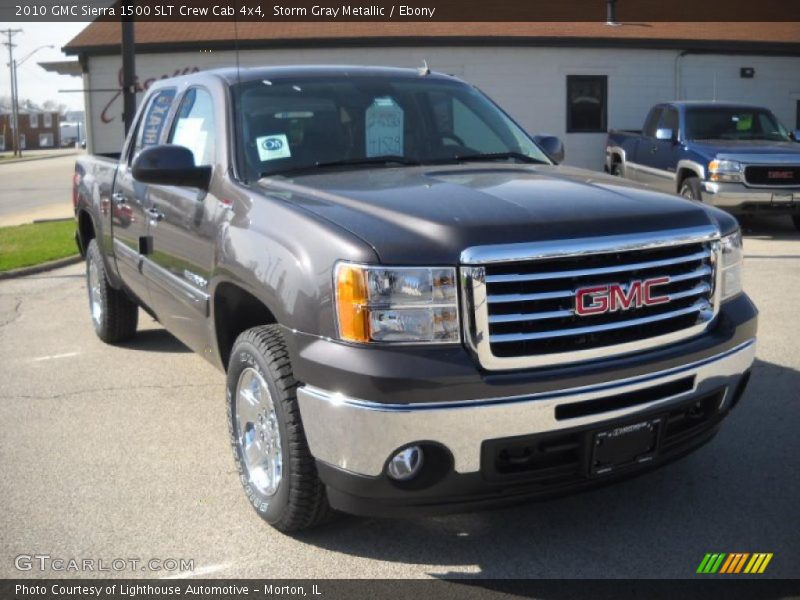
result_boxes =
[606,101,800,229]
[74,66,757,532]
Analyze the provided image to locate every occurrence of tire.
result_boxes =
[792,215,800,232]
[86,239,138,343]
[610,161,623,177]
[679,177,703,202]
[227,325,332,532]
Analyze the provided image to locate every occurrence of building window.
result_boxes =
[39,133,54,147]
[566,75,607,133]
[29,113,38,128]
[43,113,52,128]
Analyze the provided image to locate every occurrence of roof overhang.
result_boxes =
[39,60,83,76]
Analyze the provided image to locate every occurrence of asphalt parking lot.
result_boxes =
[0,215,798,580]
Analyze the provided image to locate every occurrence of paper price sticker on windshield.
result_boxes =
[366,97,404,157]
[256,134,291,161]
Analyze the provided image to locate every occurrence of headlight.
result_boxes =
[708,159,743,183]
[719,230,743,300]
[334,263,460,344]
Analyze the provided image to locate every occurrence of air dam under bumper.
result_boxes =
[297,339,755,515]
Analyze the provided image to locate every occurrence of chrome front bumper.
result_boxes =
[702,182,800,210]
[297,339,756,477]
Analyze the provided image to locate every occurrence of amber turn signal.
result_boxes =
[335,264,369,343]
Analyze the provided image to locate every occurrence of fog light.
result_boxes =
[386,446,424,481]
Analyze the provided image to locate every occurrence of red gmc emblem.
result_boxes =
[767,170,794,180]
[575,277,671,316]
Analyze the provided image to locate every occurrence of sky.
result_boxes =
[1,22,90,111]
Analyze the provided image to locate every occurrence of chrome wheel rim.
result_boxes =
[236,367,283,496]
[681,186,695,200]
[87,259,103,327]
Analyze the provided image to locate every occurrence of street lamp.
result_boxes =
[10,44,54,157]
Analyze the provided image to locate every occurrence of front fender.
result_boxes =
[210,188,378,338]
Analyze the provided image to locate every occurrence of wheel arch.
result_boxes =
[212,280,280,371]
[76,209,96,257]
[676,160,706,193]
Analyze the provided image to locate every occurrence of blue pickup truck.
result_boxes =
[606,102,800,230]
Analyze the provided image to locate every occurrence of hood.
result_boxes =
[689,140,800,164]
[256,164,730,264]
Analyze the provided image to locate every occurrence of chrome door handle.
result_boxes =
[111,192,126,205]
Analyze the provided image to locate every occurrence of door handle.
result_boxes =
[111,192,126,205]
[650,146,658,153]
[146,207,164,222]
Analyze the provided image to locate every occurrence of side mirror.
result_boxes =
[132,144,211,190]
[791,129,800,142]
[534,135,565,164]
[655,128,675,141]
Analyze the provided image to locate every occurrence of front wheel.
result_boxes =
[679,177,704,202]
[86,239,138,343]
[227,325,332,532]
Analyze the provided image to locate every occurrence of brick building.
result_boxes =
[0,110,62,152]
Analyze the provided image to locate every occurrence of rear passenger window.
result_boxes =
[131,88,176,161]
[169,88,216,166]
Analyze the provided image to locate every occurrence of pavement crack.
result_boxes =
[0,297,23,329]
[0,382,221,400]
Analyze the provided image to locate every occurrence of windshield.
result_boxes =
[232,75,550,181]
[685,107,791,142]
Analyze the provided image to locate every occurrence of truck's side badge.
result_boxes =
[256,134,291,161]
[139,236,153,255]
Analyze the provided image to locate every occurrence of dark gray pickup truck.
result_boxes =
[73,66,757,532]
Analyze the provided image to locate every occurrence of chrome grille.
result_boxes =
[461,226,721,370]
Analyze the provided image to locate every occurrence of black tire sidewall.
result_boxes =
[680,178,702,202]
[226,338,292,524]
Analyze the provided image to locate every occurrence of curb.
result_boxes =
[0,255,82,280]
[0,152,80,166]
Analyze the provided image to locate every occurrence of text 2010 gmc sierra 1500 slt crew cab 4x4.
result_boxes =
[606,101,800,229]
[73,67,757,532]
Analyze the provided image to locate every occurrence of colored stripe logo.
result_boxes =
[697,552,773,574]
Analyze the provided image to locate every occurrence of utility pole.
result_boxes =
[121,1,136,135]
[2,28,22,156]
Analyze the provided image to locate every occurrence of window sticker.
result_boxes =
[256,134,291,161]
[274,111,314,119]
[366,97,404,157]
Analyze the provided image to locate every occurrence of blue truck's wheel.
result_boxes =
[85,239,138,343]
[226,325,333,532]
[679,177,703,202]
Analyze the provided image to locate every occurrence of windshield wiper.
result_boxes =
[447,151,546,165]
[262,155,421,178]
